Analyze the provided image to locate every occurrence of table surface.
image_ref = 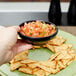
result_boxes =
[58,26,76,36]
[0,26,76,76]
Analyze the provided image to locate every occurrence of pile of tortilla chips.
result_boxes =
[10,36,76,76]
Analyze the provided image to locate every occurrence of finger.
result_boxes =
[17,43,32,53]
[2,26,19,49]
[0,26,5,28]
[12,26,20,32]
[7,26,20,32]
[11,39,32,56]
[0,26,5,30]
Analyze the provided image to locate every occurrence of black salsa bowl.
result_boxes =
[18,20,58,44]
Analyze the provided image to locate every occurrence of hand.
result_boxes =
[0,26,32,65]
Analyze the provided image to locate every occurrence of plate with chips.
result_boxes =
[0,30,76,76]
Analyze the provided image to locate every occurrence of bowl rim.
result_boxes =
[18,20,58,40]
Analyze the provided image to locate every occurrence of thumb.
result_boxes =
[7,26,20,32]
[4,26,20,49]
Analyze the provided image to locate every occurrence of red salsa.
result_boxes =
[20,20,56,38]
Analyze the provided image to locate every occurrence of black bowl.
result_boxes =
[18,20,58,43]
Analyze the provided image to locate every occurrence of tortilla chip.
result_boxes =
[19,67,32,74]
[32,45,41,49]
[42,45,47,48]
[20,64,27,68]
[10,62,21,71]
[21,59,38,64]
[39,61,56,69]
[56,52,72,60]
[27,63,38,69]
[14,50,28,62]
[68,49,75,59]
[10,59,15,64]
[46,44,55,52]
[61,59,70,66]
[49,52,60,61]
[48,36,66,46]
[57,61,66,69]
[35,62,52,73]
[32,68,40,72]
[52,64,60,74]
[60,51,72,59]
[45,71,51,76]
[54,44,72,53]
[67,60,74,65]
[46,44,73,53]
[33,69,45,76]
